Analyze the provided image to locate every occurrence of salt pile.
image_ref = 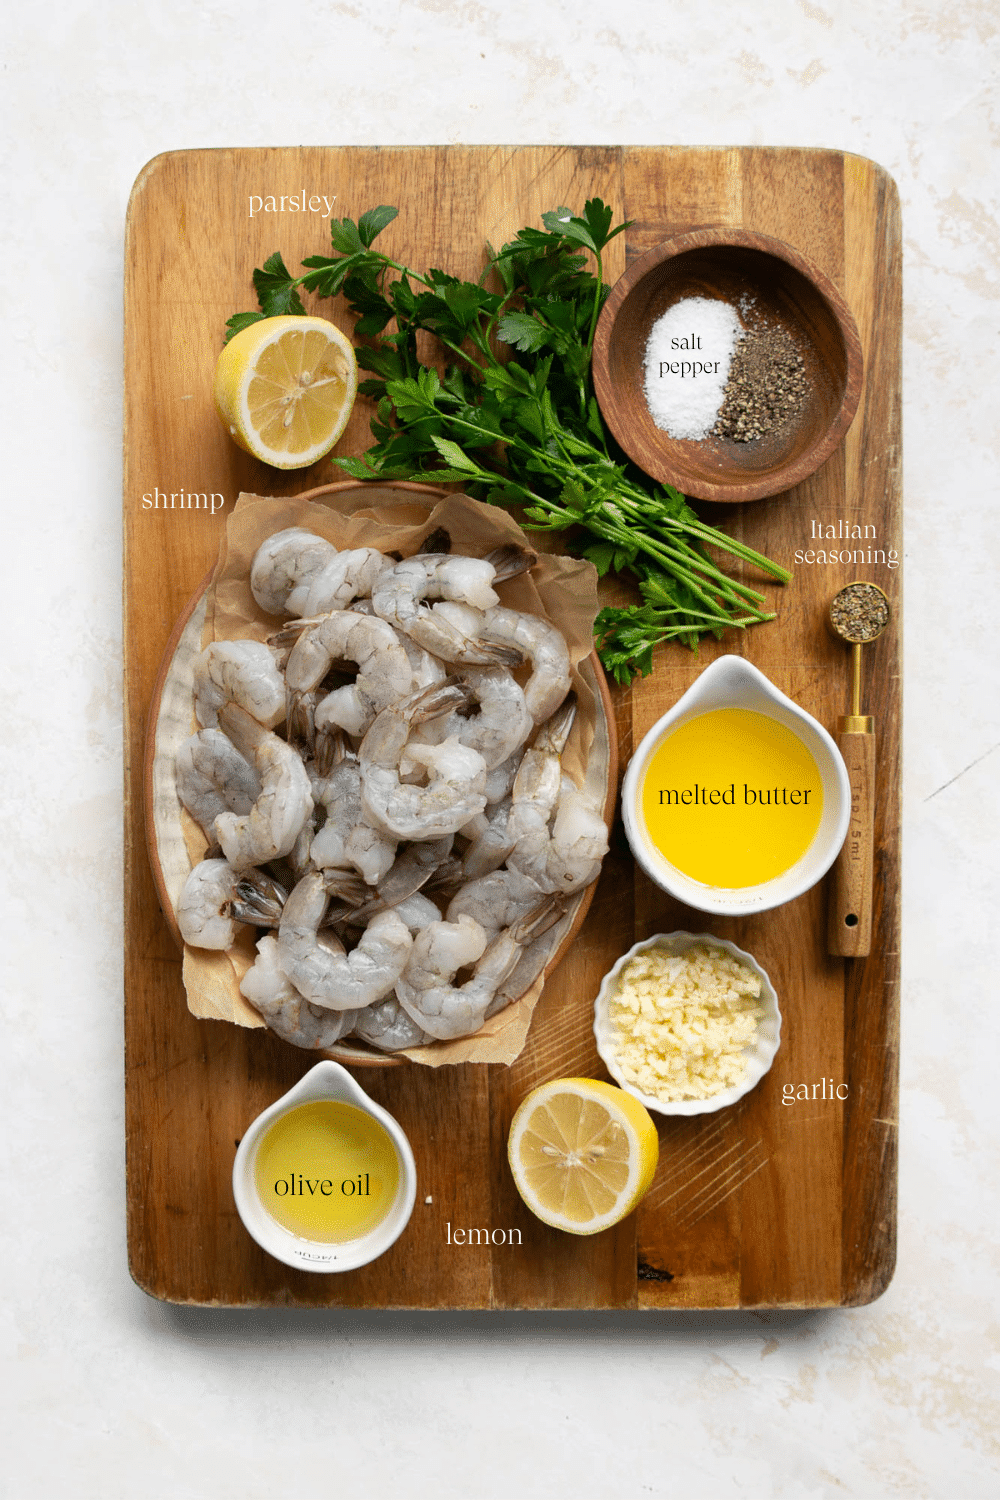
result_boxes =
[643,296,743,440]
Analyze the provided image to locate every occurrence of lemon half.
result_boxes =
[507,1078,659,1235]
[213,315,358,469]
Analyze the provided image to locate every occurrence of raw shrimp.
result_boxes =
[285,611,412,749]
[359,681,488,840]
[176,858,286,950]
[250,528,338,615]
[332,836,453,922]
[351,995,433,1053]
[241,934,359,1049]
[482,899,571,1020]
[329,840,452,930]
[505,696,577,851]
[504,696,608,893]
[460,797,514,880]
[277,871,413,1009]
[213,703,314,869]
[483,745,525,805]
[394,626,449,692]
[397,896,568,1039]
[478,605,572,722]
[386,892,442,931]
[285,547,387,618]
[175,728,261,842]
[508,783,610,895]
[395,914,523,1041]
[193,640,286,730]
[309,750,397,886]
[398,912,487,986]
[371,548,530,666]
[448,665,532,771]
[445,866,550,939]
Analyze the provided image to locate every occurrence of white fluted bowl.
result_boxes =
[593,932,782,1117]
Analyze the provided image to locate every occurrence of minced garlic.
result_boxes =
[608,943,764,1103]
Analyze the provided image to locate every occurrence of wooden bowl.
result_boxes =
[592,227,863,503]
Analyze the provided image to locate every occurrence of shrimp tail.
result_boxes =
[229,869,288,927]
[313,722,343,779]
[511,893,568,944]
[267,620,312,652]
[483,542,538,582]
[346,835,455,922]
[286,688,315,751]
[482,641,528,669]
[321,869,371,906]
[418,526,452,554]
[534,692,577,755]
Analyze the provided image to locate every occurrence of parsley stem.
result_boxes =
[586,247,604,359]
[408,401,777,619]
[474,461,774,622]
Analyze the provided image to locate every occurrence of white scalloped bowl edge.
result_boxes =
[593,932,782,1117]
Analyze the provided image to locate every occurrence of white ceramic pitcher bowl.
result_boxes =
[622,656,850,916]
[232,1060,417,1273]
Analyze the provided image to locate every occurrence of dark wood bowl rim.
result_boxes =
[592,226,864,504]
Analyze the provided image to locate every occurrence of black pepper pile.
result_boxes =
[713,327,809,442]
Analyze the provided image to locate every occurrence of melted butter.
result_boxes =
[253,1100,400,1243]
[640,707,823,888]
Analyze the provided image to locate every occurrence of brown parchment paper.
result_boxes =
[174,482,604,1066]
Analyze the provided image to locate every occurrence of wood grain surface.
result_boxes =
[123,145,901,1308]
[828,729,877,957]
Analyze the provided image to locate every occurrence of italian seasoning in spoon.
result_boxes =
[826,581,891,959]
[829,581,890,644]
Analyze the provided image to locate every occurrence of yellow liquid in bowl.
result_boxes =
[640,708,823,888]
[253,1101,401,1243]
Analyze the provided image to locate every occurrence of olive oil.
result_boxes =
[640,707,823,888]
[253,1100,401,1243]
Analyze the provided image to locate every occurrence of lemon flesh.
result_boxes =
[507,1078,659,1235]
[213,315,358,470]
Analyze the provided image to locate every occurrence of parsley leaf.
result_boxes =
[252,253,306,317]
[224,310,266,342]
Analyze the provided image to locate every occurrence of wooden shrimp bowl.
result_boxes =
[143,481,618,1068]
[592,227,863,503]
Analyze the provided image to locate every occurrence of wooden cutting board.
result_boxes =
[123,145,901,1308]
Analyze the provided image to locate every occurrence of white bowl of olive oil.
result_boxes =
[623,656,850,916]
[233,1061,417,1272]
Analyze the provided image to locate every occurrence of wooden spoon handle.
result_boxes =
[827,729,876,957]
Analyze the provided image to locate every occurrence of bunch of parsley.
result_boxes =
[226,203,790,684]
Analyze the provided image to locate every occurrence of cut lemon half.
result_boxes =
[213,315,358,469]
[507,1078,659,1235]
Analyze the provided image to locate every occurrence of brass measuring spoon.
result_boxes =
[826,581,891,957]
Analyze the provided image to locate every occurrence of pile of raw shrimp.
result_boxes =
[173,524,610,1053]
